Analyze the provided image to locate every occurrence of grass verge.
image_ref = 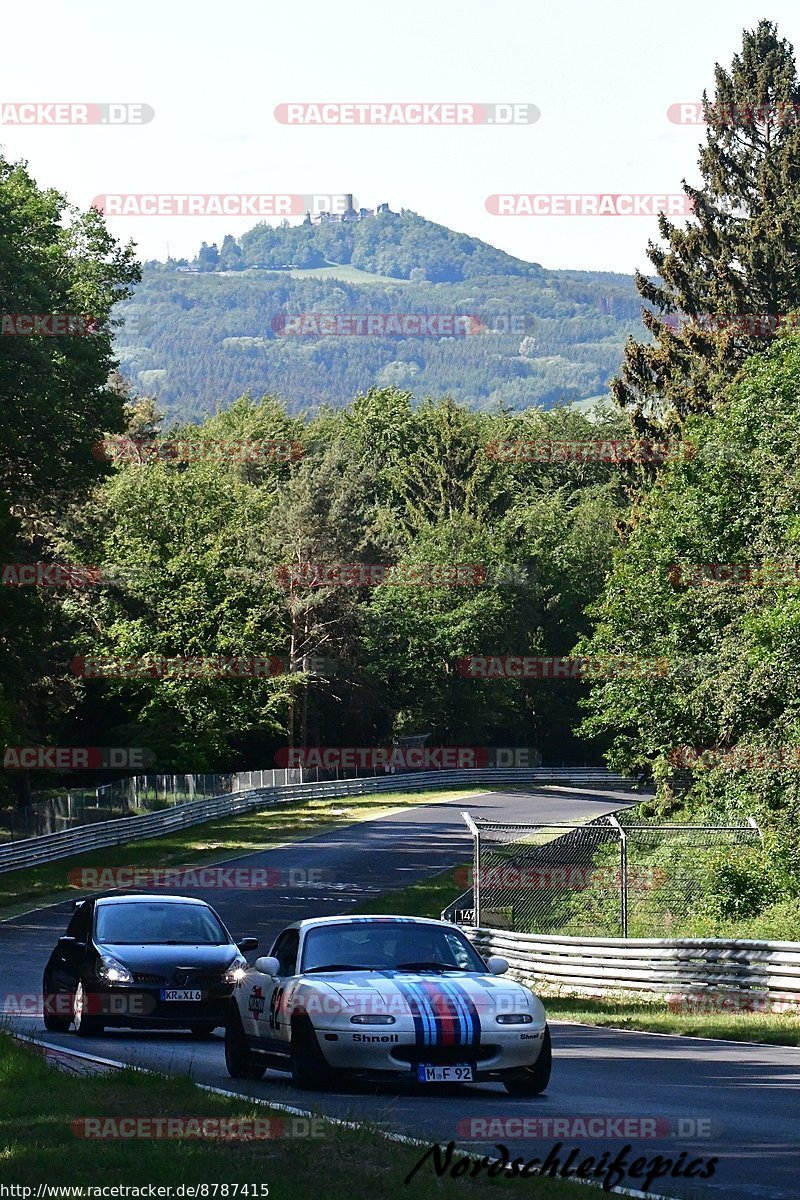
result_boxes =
[0,1034,583,1197]
[0,788,486,921]
[357,866,800,1046]
[540,994,800,1045]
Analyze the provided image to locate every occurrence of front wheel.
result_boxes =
[503,1024,551,1096]
[73,980,104,1038]
[225,1008,267,1079]
[42,981,71,1033]
[290,1014,334,1091]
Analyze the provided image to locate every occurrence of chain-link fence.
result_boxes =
[0,769,305,842]
[0,755,486,843]
[446,811,764,937]
[0,752,563,844]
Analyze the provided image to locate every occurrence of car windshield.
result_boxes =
[300,921,487,973]
[95,902,228,945]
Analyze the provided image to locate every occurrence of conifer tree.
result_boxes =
[614,20,800,435]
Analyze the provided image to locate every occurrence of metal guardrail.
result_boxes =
[465,926,800,1003]
[0,767,636,875]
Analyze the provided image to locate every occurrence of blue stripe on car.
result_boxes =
[438,977,481,1044]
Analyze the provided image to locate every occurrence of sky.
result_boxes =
[2,0,799,275]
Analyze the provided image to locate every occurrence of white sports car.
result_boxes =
[225,915,551,1094]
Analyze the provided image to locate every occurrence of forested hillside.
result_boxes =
[114,210,641,419]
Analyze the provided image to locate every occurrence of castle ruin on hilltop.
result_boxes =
[303,195,393,225]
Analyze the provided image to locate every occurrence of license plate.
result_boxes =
[160,989,202,1002]
[416,1063,474,1083]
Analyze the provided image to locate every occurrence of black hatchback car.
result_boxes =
[42,893,258,1037]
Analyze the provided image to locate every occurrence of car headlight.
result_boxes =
[350,1014,396,1025]
[96,955,134,985]
[495,1013,534,1024]
[224,956,248,984]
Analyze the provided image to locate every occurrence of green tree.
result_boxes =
[219,234,244,271]
[580,330,800,838]
[614,20,800,435]
[0,154,138,802]
[195,241,219,270]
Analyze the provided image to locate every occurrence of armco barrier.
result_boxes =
[0,768,636,875]
[465,926,800,1003]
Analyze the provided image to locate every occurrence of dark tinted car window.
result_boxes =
[66,903,92,942]
[95,902,228,945]
[300,921,486,972]
[270,929,299,976]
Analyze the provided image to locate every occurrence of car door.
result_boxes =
[264,928,300,1048]
[240,927,299,1047]
[50,902,93,992]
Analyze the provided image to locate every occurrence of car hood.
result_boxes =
[97,943,238,974]
[303,969,541,1018]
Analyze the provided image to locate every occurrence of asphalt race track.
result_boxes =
[3,785,799,1200]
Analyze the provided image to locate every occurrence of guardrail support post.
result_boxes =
[608,813,628,938]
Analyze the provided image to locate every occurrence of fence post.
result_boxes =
[748,815,764,845]
[461,812,481,926]
[608,813,628,938]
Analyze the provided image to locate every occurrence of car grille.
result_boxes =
[132,971,227,987]
[391,1045,497,1066]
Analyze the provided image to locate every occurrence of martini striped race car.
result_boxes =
[225,915,551,1094]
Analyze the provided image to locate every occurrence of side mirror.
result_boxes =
[254,955,281,977]
[58,935,78,947]
[486,955,509,976]
[237,937,259,953]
